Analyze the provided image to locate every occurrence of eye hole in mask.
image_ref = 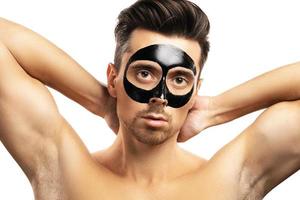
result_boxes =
[126,60,162,91]
[126,61,195,96]
[123,44,197,108]
[165,67,195,96]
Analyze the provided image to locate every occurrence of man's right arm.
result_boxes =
[0,17,109,116]
[0,40,65,181]
[0,17,114,182]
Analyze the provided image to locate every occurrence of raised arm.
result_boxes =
[179,62,300,196]
[212,61,300,124]
[179,61,300,142]
[0,17,115,188]
[0,17,109,117]
[212,63,300,195]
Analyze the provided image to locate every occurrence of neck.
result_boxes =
[106,128,185,186]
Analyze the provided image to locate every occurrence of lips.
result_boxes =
[142,113,168,121]
[141,113,168,128]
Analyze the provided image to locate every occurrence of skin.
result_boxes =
[1,18,300,200]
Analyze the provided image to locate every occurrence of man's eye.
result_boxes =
[139,70,150,78]
[137,70,153,81]
[175,77,184,84]
[173,76,188,85]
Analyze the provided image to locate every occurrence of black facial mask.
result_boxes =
[123,44,197,108]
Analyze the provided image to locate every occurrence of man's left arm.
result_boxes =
[179,61,300,141]
[182,61,300,194]
[211,61,300,124]
[211,61,300,193]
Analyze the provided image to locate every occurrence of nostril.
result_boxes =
[150,98,157,104]
[149,97,168,106]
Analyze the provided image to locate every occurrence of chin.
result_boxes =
[135,133,167,145]
[122,110,177,145]
[132,128,174,146]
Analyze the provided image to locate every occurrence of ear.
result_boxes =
[107,63,118,98]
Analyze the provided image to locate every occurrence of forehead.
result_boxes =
[121,29,201,71]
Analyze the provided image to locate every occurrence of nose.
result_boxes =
[149,97,168,107]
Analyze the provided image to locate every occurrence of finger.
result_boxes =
[110,121,119,134]
[113,121,119,134]
[177,135,187,143]
[177,130,192,142]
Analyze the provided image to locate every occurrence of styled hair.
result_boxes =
[114,0,210,73]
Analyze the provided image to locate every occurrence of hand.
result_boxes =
[177,95,216,142]
[104,95,119,134]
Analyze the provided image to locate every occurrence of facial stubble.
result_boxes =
[125,105,174,145]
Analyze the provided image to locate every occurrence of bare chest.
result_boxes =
[31,169,262,200]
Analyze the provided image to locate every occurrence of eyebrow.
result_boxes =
[129,60,161,68]
[168,68,195,78]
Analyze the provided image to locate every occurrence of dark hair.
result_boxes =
[114,0,210,73]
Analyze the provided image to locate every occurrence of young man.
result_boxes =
[0,0,300,199]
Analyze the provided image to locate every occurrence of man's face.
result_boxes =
[109,29,202,145]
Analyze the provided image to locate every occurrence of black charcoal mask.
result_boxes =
[123,44,197,108]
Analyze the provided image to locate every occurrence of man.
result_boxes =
[0,0,300,199]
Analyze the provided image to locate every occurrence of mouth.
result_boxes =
[142,113,168,121]
[141,113,168,128]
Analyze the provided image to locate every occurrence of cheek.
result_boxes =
[169,90,197,127]
[168,105,190,130]
[115,80,142,123]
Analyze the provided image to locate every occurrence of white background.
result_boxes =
[0,0,300,199]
